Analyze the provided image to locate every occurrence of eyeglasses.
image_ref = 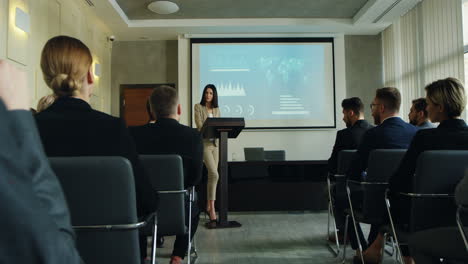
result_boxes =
[370,103,381,110]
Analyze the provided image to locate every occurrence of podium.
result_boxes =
[200,117,245,228]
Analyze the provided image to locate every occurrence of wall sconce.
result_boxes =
[94,63,101,77]
[15,7,30,33]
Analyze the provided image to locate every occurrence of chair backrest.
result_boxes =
[366,149,407,182]
[408,150,468,232]
[334,150,357,200]
[264,150,286,161]
[140,155,186,236]
[244,147,265,161]
[337,150,357,175]
[49,156,140,264]
[362,149,407,220]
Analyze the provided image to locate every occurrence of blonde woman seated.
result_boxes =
[34,35,157,261]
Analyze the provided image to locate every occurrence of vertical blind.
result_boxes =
[382,0,465,120]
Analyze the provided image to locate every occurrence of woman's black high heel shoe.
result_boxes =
[205,210,218,228]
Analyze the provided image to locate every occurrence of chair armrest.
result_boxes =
[398,192,454,198]
[74,212,157,231]
[157,190,188,194]
[347,180,388,186]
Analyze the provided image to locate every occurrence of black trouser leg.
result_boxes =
[348,217,368,250]
[172,197,200,259]
[139,234,148,263]
[333,185,348,231]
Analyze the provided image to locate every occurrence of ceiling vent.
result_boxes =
[83,0,95,7]
[353,0,421,25]
[373,0,403,23]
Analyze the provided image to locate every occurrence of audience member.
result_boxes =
[328,97,373,173]
[327,97,373,242]
[130,86,203,264]
[346,87,418,259]
[34,36,158,218]
[408,98,436,129]
[37,94,56,113]
[408,172,468,263]
[0,59,82,263]
[364,77,468,264]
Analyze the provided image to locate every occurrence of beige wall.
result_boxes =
[0,0,113,113]
[110,40,178,116]
[345,35,384,120]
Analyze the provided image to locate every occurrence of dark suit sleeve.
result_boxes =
[328,130,347,174]
[188,130,204,187]
[7,110,75,239]
[0,101,82,264]
[347,129,375,181]
[117,119,158,217]
[389,131,424,193]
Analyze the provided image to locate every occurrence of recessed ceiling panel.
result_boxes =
[116,0,369,19]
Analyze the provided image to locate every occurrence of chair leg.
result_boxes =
[384,193,404,264]
[151,223,158,264]
[341,214,350,264]
[187,190,193,264]
[326,200,341,257]
[326,176,341,257]
[346,186,364,264]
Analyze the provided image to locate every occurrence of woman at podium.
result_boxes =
[194,84,220,227]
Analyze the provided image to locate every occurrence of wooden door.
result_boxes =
[123,87,153,126]
[121,84,175,126]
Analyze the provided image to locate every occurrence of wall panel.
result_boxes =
[0,0,113,111]
[7,0,29,65]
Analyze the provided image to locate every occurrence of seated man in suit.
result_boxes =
[0,59,82,264]
[130,85,203,264]
[346,87,419,259]
[328,97,373,242]
[408,97,436,129]
[328,97,373,173]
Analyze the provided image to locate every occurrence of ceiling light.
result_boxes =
[148,1,179,15]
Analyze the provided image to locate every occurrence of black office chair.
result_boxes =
[140,155,195,264]
[264,150,286,161]
[244,147,265,161]
[344,149,406,264]
[386,150,468,263]
[49,156,157,264]
[326,149,357,256]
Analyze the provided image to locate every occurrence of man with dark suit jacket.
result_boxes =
[130,86,203,264]
[346,87,418,259]
[408,97,436,129]
[328,97,373,242]
[0,60,82,264]
[328,97,373,174]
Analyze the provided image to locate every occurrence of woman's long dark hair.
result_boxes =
[200,84,219,108]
